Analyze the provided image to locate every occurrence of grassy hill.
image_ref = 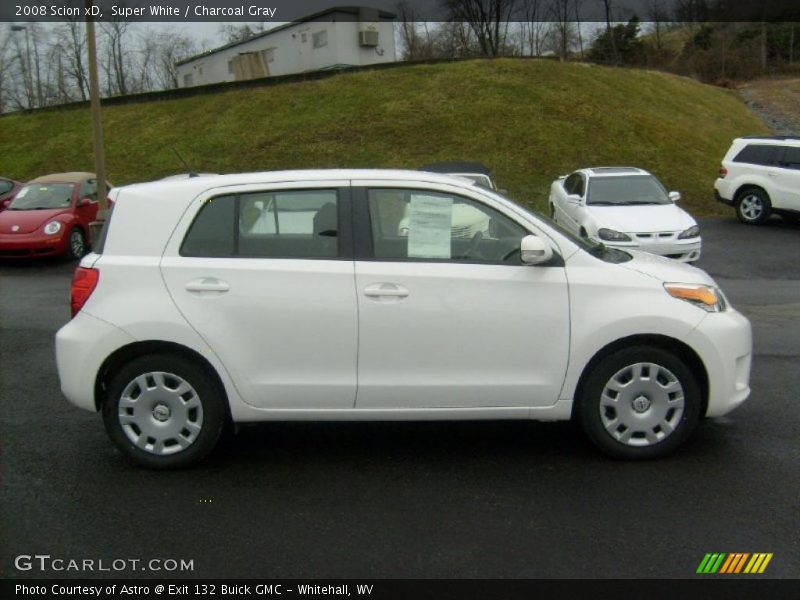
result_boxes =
[0,58,768,216]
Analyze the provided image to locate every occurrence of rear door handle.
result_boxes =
[363,283,409,299]
[185,278,230,294]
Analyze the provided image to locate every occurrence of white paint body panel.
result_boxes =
[55,169,751,427]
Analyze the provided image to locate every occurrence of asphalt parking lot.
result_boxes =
[1,216,798,579]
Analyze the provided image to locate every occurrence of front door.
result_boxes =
[352,183,571,409]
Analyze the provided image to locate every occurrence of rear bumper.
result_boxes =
[56,311,136,412]
[684,308,752,417]
[715,189,735,207]
[714,179,735,206]
[0,232,67,258]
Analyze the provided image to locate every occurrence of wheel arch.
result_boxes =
[94,340,230,417]
[570,334,709,419]
[734,182,770,202]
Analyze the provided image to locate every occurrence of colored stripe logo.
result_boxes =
[697,553,773,574]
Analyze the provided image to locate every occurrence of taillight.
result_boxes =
[719,166,728,178]
[71,267,99,317]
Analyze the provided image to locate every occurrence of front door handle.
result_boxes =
[185,278,230,294]
[363,283,409,299]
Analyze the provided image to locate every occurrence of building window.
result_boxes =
[312,30,327,48]
[260,48,275,65]
[301,32,307,43]
[228,60,234,74]
[183,73,193,87]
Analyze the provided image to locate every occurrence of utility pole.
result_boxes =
[85,0,108,242]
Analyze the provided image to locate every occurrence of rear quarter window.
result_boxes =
[180,195,236,257]
[733,144,778,166]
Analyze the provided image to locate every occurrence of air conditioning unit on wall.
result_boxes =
[358,29,379,47]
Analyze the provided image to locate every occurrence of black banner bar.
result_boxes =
[2,0,800,23]
[3,579,800,600]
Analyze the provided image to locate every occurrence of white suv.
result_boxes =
[715,136,800,224]
[56,170,752,468]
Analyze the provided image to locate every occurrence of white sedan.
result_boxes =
[549,167,702,262]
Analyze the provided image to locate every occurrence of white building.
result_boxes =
[176,6,397,88]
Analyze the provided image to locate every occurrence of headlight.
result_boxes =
[678,225,700,239]
[664,283,727,312]
[44,221,62,235]
[597,228,631,242]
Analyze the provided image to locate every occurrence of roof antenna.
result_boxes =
[172,147,199,178]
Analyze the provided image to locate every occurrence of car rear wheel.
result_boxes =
[66,228,86,260]
[736,188,771,225]
[102,354,227,469]
[577,346,702,459]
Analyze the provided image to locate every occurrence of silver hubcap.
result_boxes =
[740,195,763,220]
[70,230,84,256]
[118,372,203,456]
[600,362,685,447]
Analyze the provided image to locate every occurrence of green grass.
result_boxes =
[0,58,769,215]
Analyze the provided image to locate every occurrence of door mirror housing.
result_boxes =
[78,197,93,207]
[669,191,681,203]
[520,235,553,265]
[566,194,582,205]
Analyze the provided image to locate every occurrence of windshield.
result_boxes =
[8,183,74,210]
[587,175,671,206]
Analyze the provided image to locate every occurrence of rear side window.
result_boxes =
[181,195,236,257]
[733,144,778,166]
[779,146,800,170]
[180,190,339,258]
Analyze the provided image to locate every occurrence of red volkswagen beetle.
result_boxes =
[0,177,23,212]
[0,172,111,260]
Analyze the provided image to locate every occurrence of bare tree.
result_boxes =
[518,0,551,56]
[598,0,617,63]
[550,0,577,60]
[101,21,132,95]
[647,0,670,50]
[443,0,519,56]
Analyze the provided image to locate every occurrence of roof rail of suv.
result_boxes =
[739,135,800,141]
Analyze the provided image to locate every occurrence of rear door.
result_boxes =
[352,181,571,409]
[161,182,358,409]
[774,146,800,210]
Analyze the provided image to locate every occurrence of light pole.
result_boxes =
[84,0,109,239]
[10,25,33,108]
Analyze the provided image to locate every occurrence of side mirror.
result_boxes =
[520,234,553,265]
[669,191,681,203]
[566,193,582,205]
[78,197,93,207]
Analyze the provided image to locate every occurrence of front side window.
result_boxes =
[8,183,74,210]
[587,175,671,206]
[78,179,97,201]
[368,189,527,263]
[733,144,778,166]
[181,190,339,258]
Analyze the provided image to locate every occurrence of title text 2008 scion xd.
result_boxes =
[55,170,752,468]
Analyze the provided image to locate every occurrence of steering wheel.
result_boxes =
[464,230,483,258]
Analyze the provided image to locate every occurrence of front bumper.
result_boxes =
[605,236,702,263]
[0,231,67,258]
[684,308,752,417]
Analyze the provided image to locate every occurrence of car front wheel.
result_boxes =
[577,346,702,459]
[736,188,771,225]
[102,354,227,469]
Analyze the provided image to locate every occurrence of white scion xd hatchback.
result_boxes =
[56,170,752,468]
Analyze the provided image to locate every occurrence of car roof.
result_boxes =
[735,135,800,146]
[29,172,96,184]
[116,169,490,198]
[580,167,651,177]
[420,162,493,176]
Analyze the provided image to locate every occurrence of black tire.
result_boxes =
[735,188,771,225]
[65,227,86,260]
[576,346,702,460]
[102,354,227,469]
